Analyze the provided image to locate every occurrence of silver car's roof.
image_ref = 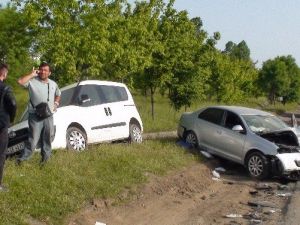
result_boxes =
[209,105,274,116]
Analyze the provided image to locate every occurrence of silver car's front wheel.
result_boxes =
[66,127,87,151]
[246,152,269,179]
[185,131,198,148]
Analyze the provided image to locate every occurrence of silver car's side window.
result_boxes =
[198,108,224,125]
[224,111,243,130]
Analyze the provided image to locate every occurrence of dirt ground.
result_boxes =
[67,152,295,225]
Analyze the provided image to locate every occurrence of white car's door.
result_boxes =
[94,85,130,140]
[74,84,115,143]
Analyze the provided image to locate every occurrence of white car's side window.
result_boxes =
[76,85,101,107]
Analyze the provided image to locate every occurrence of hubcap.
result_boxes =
[131,126,142,143]
[248,155,263,177]
[186,133,197,147]
[68,130,86,151]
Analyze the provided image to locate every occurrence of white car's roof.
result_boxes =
[61,80,127,91]
[210,105,274,116]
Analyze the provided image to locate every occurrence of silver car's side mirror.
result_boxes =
[232,125,244,133]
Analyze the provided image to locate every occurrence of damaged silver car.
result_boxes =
[177,106,300,180]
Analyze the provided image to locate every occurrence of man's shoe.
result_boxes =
[39,159,48,167]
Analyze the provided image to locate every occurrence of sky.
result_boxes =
[172,0,300,67]
[1,0,299,67]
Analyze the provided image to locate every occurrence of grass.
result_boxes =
[1,140,198,225]
[3,88,299,225]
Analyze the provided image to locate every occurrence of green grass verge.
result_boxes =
[1,139,198,225]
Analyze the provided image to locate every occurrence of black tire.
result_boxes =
[129,123,142,143]
[246,151,270,179]
[66,127,87,151]
[184,131,198,148]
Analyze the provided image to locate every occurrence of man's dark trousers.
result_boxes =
[0,127,8,184]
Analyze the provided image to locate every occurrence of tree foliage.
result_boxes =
[223,40,250,61]
[0,5,34,86]
[258,55,300,104]
[3,0,299,119]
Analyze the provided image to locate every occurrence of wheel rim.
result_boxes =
[131,125,142,143]
[248,155,264,177]
[68,130,86,151]
[186,133,197,147]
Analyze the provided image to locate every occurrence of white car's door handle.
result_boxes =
[217,130,222,135]
[104,108,109,116]
[107,107,112,116]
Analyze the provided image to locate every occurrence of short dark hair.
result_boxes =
[39,62,51,71]
[0,63,8,71]
[0,63,8,75]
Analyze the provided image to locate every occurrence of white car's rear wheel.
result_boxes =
[66,127,87,151]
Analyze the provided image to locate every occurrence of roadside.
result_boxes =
[283,181,300,225]
[67,152,297,225]
[67,111,300,225]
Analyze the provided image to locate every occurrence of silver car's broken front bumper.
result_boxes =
[276,153,300,175]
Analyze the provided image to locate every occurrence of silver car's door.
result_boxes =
[214,110,246,162]
[196,108,225,153]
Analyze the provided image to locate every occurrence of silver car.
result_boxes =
[177,106,300,179]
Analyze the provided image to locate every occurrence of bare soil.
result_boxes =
[67,154,294,225]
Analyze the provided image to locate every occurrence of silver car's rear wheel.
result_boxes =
[66,127,87,151]
[185,131,198,148]
[246,152,269,179]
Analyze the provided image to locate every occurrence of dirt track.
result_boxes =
[67,154,294,225]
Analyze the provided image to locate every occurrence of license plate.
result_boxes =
[7,142,25,154]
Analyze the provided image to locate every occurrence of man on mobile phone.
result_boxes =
[16,62,61,165]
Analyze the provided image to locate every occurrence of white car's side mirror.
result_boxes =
[232,125,244,133]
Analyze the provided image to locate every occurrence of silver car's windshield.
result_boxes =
[242,115,288,133]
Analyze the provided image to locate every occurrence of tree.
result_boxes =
[223,40,250,61]
[0,5,34,86]
[258,55,300,104]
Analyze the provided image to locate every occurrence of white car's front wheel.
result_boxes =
[66,127,87,151]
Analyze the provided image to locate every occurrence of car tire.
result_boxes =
[129,123,142,143]
[185,131,198,148]
[66,127,87,151]
[246,151,269,179]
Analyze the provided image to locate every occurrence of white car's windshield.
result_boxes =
[242,115,288,133]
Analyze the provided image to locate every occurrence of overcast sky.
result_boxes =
[1,0,299,67]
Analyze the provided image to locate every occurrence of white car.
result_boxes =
[8,80,143,153]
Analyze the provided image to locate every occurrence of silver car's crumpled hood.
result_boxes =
[257,129,300,174]
[257,129,299,147]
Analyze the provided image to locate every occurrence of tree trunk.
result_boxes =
[150,87,155,120]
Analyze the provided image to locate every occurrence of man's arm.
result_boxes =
[18,68,38,86]
[54,95,61,105]
[4,87,17,123]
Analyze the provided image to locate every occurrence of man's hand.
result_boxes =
[31,67,39,77]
